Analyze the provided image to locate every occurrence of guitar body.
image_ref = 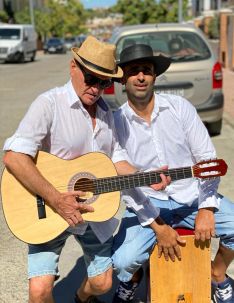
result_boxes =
[1,152,120,244]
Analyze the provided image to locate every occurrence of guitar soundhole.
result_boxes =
[74,178,94,192]
[68,172,98,205]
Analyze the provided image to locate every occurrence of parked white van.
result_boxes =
[0,24,37,63]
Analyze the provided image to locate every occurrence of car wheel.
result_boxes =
[206,119,222,136]
[31,51,36,62]
[19,52,25,63]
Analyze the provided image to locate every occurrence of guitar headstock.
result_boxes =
[193,159,228,179]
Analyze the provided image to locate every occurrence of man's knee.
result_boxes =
[112,249,141,273]
[88,269,112,294]
[29,276,54,302]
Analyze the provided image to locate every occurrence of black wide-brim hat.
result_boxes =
[118,44,171,76]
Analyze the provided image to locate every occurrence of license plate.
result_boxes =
[49,47,56,52]
[157,89,184,97]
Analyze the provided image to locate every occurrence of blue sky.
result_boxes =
[81,0,117,9]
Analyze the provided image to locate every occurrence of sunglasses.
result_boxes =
[125,65,155,77]
[77,62,113,90]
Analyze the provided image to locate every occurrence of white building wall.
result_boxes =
[204,0,211,10]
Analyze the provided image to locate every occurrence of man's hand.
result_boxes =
[151,218,186,262]
[150,166,171,191]
[194,208,216,241]
[53,191,94,226]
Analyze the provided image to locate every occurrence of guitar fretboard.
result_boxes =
[90,167,193,195]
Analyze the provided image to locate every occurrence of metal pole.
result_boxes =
[178,0,183,23]
[29,0,35,26]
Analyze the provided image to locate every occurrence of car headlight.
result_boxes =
[9,45,22,54]
[9,46,16,54]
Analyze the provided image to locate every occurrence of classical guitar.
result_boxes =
[1,151,227,244]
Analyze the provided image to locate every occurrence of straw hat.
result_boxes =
[71,36,123,78]
[118,44,171,76]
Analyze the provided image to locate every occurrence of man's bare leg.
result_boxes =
[212,244,234,282]
[76,267,113,302]
[29,275,55,303]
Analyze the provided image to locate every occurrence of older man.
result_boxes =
[3,37,169,303]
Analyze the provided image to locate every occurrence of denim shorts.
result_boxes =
[112,194,234,282]
[28,226,113,279]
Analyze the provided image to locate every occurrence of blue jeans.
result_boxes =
[28,226,113,279]
[112,194,234,282]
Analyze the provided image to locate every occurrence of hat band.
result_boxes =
[79,55,117,75]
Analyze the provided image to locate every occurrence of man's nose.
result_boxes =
[137,71,145,81]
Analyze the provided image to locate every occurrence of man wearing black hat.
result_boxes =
[112,44,234,303]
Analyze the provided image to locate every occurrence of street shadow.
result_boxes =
[53,256,148,303]
[53,256,86,303]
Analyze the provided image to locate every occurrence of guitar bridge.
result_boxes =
[36,195,46,219]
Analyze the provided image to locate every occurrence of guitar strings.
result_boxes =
[52,166,219,192]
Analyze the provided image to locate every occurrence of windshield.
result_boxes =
[47,38,62,45]
[116,31,211,62]
[65,37,75,42]
[0,28,21,40]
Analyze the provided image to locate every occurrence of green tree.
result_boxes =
[157,0,189,22]
[14,6,31,24]
[208,15,220,39]
[112,0,189,25]
[44,0,86,37]
[15,0,87,40]
[0,10,8,23]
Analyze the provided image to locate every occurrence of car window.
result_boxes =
[65,37,75,43]
[47,38,63,44]
[0,28,21,40]
[116,31,211,62]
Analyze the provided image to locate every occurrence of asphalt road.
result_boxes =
[0,52,234,303]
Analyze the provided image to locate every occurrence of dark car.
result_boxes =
[43,37,67,54]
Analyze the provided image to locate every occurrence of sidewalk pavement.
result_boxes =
[223,68,234,122]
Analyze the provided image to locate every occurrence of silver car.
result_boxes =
[103,23,223,136]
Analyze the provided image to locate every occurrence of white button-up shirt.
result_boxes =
[114,93,221,210]
[3,81,159,242]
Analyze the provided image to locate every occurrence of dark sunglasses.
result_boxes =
[126,65,155,77]
[77,62,113,89]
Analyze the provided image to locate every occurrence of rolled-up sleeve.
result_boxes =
[122,188,160,226]
[3,95,53,157]
[3,136,39,157]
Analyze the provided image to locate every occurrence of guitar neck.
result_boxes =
[93,166,193,195]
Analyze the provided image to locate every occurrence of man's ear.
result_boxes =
[120,76,127,85]
[70,59,76,69]
[70,60,78,78]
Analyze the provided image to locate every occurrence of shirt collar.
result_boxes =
[65,80,109,113]
[124,93,169,121]
[66,80,80,107]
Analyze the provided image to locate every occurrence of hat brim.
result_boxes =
[118,55,171,77]
[71,48,123,78]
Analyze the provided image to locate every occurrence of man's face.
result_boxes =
[123,61,156,103]
[70,60,112,106]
